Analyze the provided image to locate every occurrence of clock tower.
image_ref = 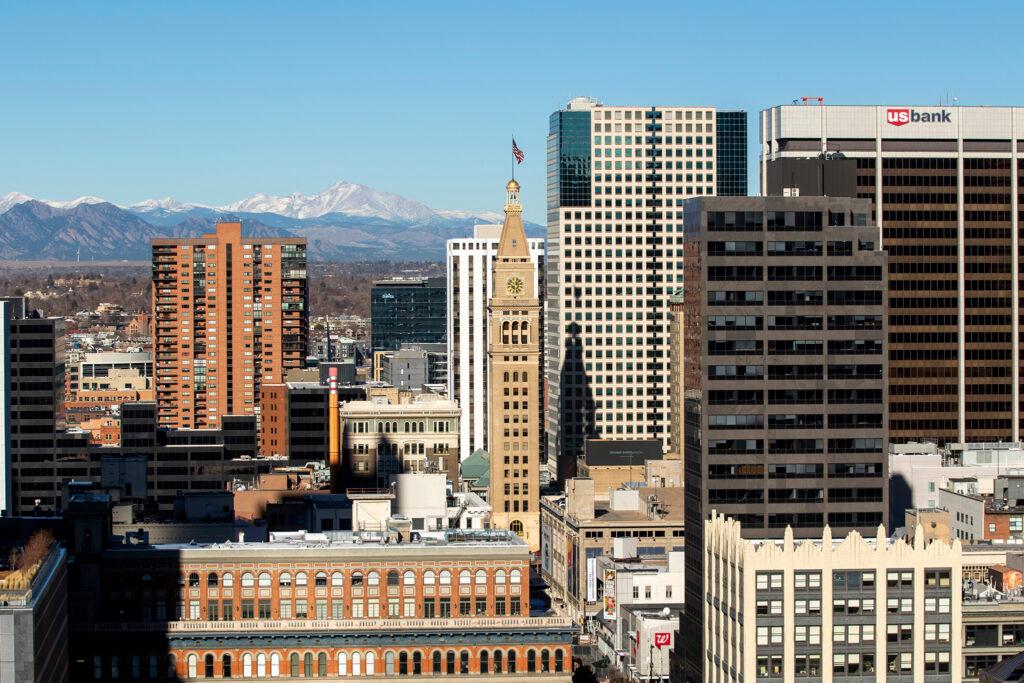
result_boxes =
[487,179,541,551]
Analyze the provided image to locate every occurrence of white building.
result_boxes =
[700,513,962,682]
[445,224,544,460]
[545,97,746,483]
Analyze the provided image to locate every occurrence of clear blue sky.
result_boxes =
[1,1,1019,222]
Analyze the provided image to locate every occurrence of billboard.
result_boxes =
[603,567,617,619]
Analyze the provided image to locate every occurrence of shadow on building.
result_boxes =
[557,323,595,484]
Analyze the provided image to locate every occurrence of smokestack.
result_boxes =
[328,366,341,491]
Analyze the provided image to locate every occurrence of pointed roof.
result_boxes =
[497,179,530,259]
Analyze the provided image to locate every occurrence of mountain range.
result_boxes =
[0,181,541,261]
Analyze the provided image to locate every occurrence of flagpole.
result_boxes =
[512,135,515,181]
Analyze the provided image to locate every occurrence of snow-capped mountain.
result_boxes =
[219,181,438,222]
[0,180,543,261]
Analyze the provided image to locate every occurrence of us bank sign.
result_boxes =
[886,108,953,126]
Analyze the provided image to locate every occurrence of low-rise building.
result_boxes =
[701,512,962,682]
[540,478,683,624]
[68,528,573,681]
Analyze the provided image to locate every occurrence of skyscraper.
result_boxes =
[545,97,748,483]
[488,179,542,551]
[151,221,308,429]
[679,196,889,682]
[762,103,1024,445]
[715,110,749,196]
[446,225,545,460]
[370,278,446,353]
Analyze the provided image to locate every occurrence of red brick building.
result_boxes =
[70,529,574,680]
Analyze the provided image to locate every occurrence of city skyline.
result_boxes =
[2,1,1020,223]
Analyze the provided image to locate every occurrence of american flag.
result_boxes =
[512,138,524,164]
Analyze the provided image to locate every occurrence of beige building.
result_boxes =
[339,391,459,490]
[699,513,962,683]
[487,179,542,551]
[540,477,683,624]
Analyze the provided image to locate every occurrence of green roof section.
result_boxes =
[461,449,490,487]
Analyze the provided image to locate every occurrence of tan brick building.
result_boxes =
[151,222,308,429]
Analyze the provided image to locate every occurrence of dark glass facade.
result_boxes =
[547,111,592,221]
[370,279,446,352]
[715,110,748,196]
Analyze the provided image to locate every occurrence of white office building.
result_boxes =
[445,224,545,460]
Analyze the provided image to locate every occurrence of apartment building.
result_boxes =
[151,221,308,429]
[446,224,544,459]
[679,196,889,682]
[545,97,748,483]
[762,104,1024,445]
[68,529,574,681]
[689,513,962,683]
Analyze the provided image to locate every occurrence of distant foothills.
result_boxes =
[0,181,544,262]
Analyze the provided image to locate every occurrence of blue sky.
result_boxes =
[1,1,1019,223]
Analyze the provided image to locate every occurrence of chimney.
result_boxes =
[238,531,245,543]
[328,367,341,491]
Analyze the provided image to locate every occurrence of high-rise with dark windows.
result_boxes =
[545,97,748,484]
[370,278,446,353]
[715,110,748,196]
[762,104,1024,445]
[679,196,888,683]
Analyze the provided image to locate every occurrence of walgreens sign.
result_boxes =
[886,108,952,126]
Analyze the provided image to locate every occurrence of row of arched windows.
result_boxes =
[184,568,522,591]
[174,648,565,679]
[500,320,531,345]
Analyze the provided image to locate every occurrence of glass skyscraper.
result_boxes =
[715,110,748,196]
[370,278,446,352]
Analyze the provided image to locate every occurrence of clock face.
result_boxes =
[506,276,524,296]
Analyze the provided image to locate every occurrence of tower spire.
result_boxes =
[498,179,528,258]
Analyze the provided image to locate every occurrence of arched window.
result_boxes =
[423,571,435,586]
[187,654,197,678]
[432,651,442,674]
[256,653,267,677]
[503,371,509,382]
[352,652,362,676]
[131,654,141,678]
[460,651,469,674]
[446,651,456,675]
[271,653,280,676]
[148,654,158,678]
[222,654,232,678]
[304,653,313,677]
[352,572,364,587]
[508,650,517,673]
[204,653,215,677]
[295,572,308,587]
[241,572,255,588]
[167,655,177,678]
[480,650,489,674]
[522,322,530,343]
[512,370,519,383]
[318,653,327,676]
[111,654,120,678]
[510,569,522,584]
[475,569,487,585]
[189,572,200,587]
[316,572,328,587]
[207,572,219,587]
[495,569,506,584]
[403,570,415,586]
[541,649,550,672]
[367,571,380,587]
[289,653,299,677]
[511,321,520,345]
[413,652,422,675]
[399,651,409,675]
[554,649,564,673]
[222,572,234,588]
[365,652,376,675]
[501,321,511,345]
[332,572,344,587]
[439,570,451,586]
[510,520,524,536]
[385,651,396,675]
[528,649,537,673]
[494,650,503,674]
[280,572,292,587]
[459,570,471,585]
[258,572,271,588]
[337,652,348,676]
[387,570,400,586]
[243,653,253,677]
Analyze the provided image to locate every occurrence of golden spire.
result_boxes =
[497,179,528,258]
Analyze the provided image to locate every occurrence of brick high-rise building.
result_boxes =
[151,222,308,429]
